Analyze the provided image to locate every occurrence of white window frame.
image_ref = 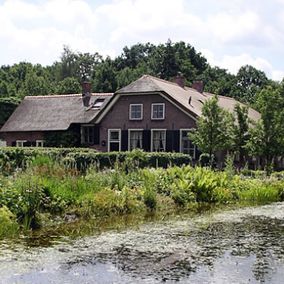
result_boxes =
[128,129,143,151]
[16,140,27,147]
[151,103,165,120]
[129,104,143,120]
[151,129,166,152]
[179,129,196,158]
[36,140,44,147]
[108,129,121,152]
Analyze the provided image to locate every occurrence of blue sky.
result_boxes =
[0,0,283,80]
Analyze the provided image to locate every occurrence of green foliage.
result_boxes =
[234,179,281,204]
[55,77,81,94]
[190,95,234,166]
[90,186,143,216]
[44,128,81,147]
[224,154,236,179]
[0,206,19,238]
[232,103,250,165]
[0,148,191,174]
[198,66,235,96]
[235,65,269,103]
[15,176,46,229]
[141,169,157,210]
[1,154,284,237]
[246,86,284,174]
[0,97,20,125]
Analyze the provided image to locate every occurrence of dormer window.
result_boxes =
[129,104,143,120]
[92,98,105,109]
[151,103,165,120]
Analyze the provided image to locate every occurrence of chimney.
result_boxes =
[82,81,91,107]
[192,81,204,93]
[175,72,185,88]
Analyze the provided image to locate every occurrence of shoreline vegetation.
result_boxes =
[1,148,284,239]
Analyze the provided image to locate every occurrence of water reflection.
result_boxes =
[1,203,284,283]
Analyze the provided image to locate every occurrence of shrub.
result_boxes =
[91,186,143,216]
[141,169,157,210]
[170,179,195,206]
[0,206,19,238]
[236,179,281,204]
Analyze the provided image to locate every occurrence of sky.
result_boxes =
[0,0,284,81]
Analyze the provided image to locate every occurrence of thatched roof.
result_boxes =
[1,75,260,133]
[0,93,113,132]
[116,75,260,121]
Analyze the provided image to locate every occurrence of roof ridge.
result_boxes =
[145,74,184,88]
[145,75,169,91]
[204,92,238,101]
[25,93,113,99]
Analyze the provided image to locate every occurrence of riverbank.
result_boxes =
[2,202,284,284]
[1,154,284,239]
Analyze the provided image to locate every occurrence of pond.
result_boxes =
[1,203,284,283]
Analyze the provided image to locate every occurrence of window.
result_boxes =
[36,140,44,147]
[81,126,95,144]
[128,130,143,150]
[108,129,121,151]
[180,129,196,158]
[92,98,105,109]
[129,104,143,120]
[151,129,166,152]
[16,140,26,147]
[151,103,165,120]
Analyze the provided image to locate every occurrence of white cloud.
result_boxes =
[0,0,283,81]
[96,0,203,43]
[201,49,284,81]
[208,11,260,44]
[0,0,100,64]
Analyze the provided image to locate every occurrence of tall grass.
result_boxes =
[1,154,284,237]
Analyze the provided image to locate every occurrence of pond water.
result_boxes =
[1,203,284,283]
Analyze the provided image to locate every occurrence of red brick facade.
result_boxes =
[1,131,44,146]
[1,92,198,154]
[95,94,196,152]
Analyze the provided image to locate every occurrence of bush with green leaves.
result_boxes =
[1,154,284,237]
[0,147,191,173]
[0,206,19,238]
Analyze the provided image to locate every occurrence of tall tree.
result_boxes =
[55,77,81,94]
[246,86,284,174]
[92,57,117,92]
[231,65,268,104]
[190,96,234,167]
[232,103,250,167]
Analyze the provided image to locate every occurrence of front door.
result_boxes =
[108,129,121,152]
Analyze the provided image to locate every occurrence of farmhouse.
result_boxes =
[0,74,260,159]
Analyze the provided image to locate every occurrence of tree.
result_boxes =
[246,86,284,174]
[232,103,250,167]
[190,96,234,167]
[231,65,268,104]
[198,66,235,96]
[24,72,51,97]
[57,46,102,81]
[55,77,81,94]
[0,97,20,125]
[92,57,117,92]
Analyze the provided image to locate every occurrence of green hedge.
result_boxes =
[0,147,191,172]
[67,151,191,170]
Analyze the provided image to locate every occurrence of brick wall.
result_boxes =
[1,131,44,146]
[98,93,196,152]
